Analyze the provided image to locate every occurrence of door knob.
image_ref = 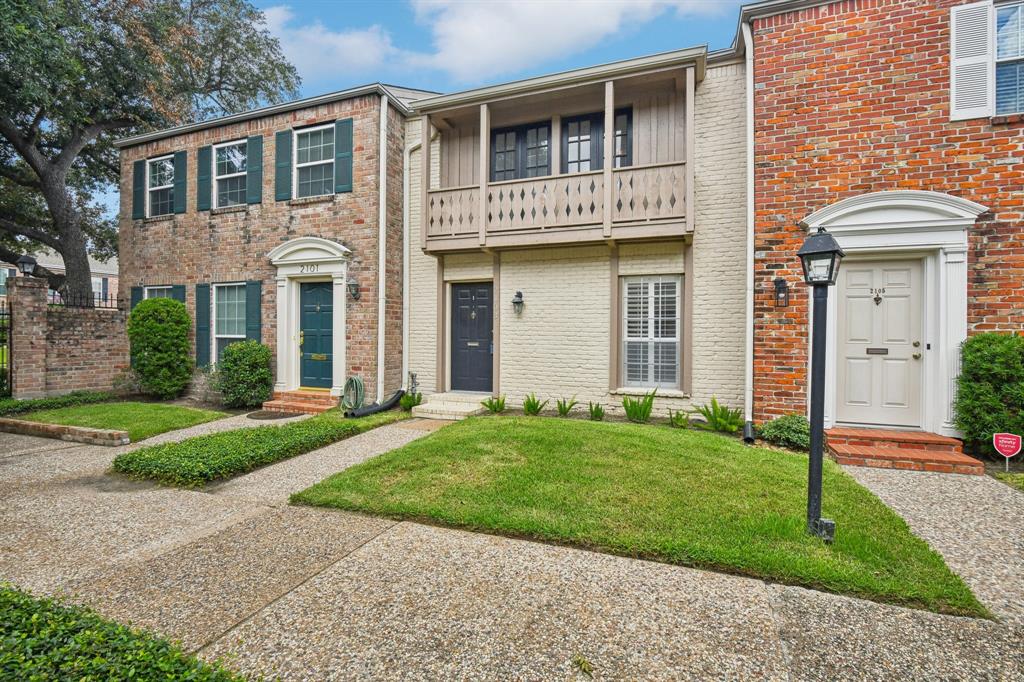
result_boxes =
[912,341,920,347]
[912,352,922,360]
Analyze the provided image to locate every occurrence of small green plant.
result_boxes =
[0,390,115,417]
[212,340,273,408]
[126,297,192,399]
[556,395,578,417]
[692,397,743,433]
[588,401,605,421]
[758,414,810,450]
[399,392,423,411]
[668,409,689,428]
[481,394,506,413]
[572,653,594,678]
[522,393,548,416]
[622,389,656,423]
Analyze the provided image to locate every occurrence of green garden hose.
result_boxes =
[341,376,365,410]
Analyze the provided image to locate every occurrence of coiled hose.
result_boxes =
[341,376,365,410]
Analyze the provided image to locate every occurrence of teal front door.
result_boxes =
[300,282,333,388]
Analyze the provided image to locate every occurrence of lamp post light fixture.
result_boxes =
[346,278,360,300]
[16,254,37,277]
[773,277,790,307]
[796,226,845,543]
[511,290,524,315]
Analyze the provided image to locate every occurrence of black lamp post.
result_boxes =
[16,254,37,277]
[796,226,844,543]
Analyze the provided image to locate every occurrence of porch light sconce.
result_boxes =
[16,254,37,277]
[773,277,790,307]
[511,290,524,315]
[347,278,360,300]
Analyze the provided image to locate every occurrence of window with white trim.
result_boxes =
[214,140,247,208]
[622,275,680,388]
[0,268,13,295]
[144,286,173,299]
[213,283,246,361]
[997,1,1024,114]
[146,156,174,217]
[294,124,334,198]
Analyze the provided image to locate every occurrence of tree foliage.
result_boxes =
[0,0,299,296]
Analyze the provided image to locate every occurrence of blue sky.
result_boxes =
[253,0,744,96]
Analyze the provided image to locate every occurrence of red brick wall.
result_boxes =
[751,0,1024,421]
[119,95,407,402]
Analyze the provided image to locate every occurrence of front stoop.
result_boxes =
[825,427,984,475]
[412,392,489,421]
[262,390,339,415]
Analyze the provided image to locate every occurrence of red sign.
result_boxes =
[993,433,1022,458]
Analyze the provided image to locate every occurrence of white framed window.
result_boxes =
[293,124,335,199]
[213,283,246,362]
[144,285,173,299]
[997,1,1024,114]
[213,140,248,208]
[0,268,13,296]
[622,275,681,388]
[146,155,175,217]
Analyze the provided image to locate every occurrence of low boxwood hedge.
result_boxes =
[112,410,407,488]
[0,584,241,681]
[0,390,115,418]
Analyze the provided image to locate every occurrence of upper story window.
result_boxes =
[146,156,174,217]
[294,124,335,198]
[214,141,247,208]
[997,1,1024,114]
[490,122,550,181]
[560,109,632,174]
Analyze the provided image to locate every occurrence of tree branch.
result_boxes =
[0,217,62,250]
[55,117,136,172]
[0,116,48,176]
[0,164,42,189]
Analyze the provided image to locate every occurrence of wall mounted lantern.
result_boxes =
[511,290,524,315]
[773,277,790,307]
[16,254,37,277]
[347,278,360,300]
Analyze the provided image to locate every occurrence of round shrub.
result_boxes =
[126,298,192,399]
[954,332,1024,456]
[758,414,810,451]
[214,340,273,408]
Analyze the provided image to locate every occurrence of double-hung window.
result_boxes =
[294,124,335,198]
[146,156,175,217]
[144,286,173,299]
[560,109,632,174]
[214,141,247,208]
[91,276,109,303]
[490,122,550,181]
[997,1,1024,114]
[0,268,13,295]
[213,283,246,361]
[622,275,681,388]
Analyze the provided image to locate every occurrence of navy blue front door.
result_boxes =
[300,282,333,388]
[451,283,493,392]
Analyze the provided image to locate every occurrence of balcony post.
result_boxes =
[420,114,431,250]
[479,103,489,246]
[550,114,561,176]
[685,66,695,233]
[603,80,614,238]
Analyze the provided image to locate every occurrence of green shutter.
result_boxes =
[274,130,292,201]
[195,284,211,368]
[334,118,353,193]
[172,151,187,214]
[197,145,212,211]
[246,135,263,204]
[245,280,262,342]
[130,286,143,310]
[170,284,186,303]
[132,161,145,219]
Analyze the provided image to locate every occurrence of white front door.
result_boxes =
[836,259,923,427]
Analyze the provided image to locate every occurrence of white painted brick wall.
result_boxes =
[407,122,438,393]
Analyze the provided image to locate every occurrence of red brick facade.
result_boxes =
[751,0,1024,422]
[118,94,406,402]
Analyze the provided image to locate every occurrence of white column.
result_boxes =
[332,272,347,397]
[941,248,968,432]
[275,276,289,392]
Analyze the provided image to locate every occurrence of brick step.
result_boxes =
[272,391,337,405]
[825,427,963,453]
[827,442,984,475]
[261,399,337,415]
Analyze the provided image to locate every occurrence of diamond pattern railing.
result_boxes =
[486,171,604,232]
[612,163,686,223]
[427,186,479,237]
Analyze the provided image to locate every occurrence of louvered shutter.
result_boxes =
[245,280,262,342]
[195,284,211,368]
[197,145,212,211]
[951,1,994,120]
[172,151,187,213]
[170,285,186,303]
[132,161,145,219]
[275,130,292,201]
[246,135,263,204]
[334,118,353,193]
[130,286,143,310]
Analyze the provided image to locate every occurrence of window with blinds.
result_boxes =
[997,1,1024,114]
[622,275,681,388]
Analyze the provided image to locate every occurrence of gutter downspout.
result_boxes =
[377,95,389,402]
[742,21,757,443]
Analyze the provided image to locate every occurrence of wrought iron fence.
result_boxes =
[0,302,10,397]
[46,291,124,310]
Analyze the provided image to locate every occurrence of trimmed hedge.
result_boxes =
[112,410,407,487]
[0,390,115,418]
[758,414,811,451]
[954,332,1024,456]
[214,340,273,408]
[0,584,240,681]
[127,298,192,399]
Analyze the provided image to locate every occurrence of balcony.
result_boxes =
[415,50,701,253]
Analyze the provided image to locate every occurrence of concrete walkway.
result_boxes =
[0,425,1021,680]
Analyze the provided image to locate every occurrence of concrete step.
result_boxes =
[828,442,984,475]
[412,394,488,421]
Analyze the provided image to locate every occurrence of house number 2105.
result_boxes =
[300,264,319,273]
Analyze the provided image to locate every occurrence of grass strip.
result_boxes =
[0,583,241,681]
[18,401,227,441]
[113,409,407,487]
[995,472,1024,492]
[294,416,987,618]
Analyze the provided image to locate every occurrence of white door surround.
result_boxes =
[800,191,987,436]
[267,237,351,397]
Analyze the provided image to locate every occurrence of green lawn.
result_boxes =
[19,401,226,441]
[294,416,986,617]
[995,472,1024,492]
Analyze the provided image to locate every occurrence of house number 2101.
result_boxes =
[300,264,319,273]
